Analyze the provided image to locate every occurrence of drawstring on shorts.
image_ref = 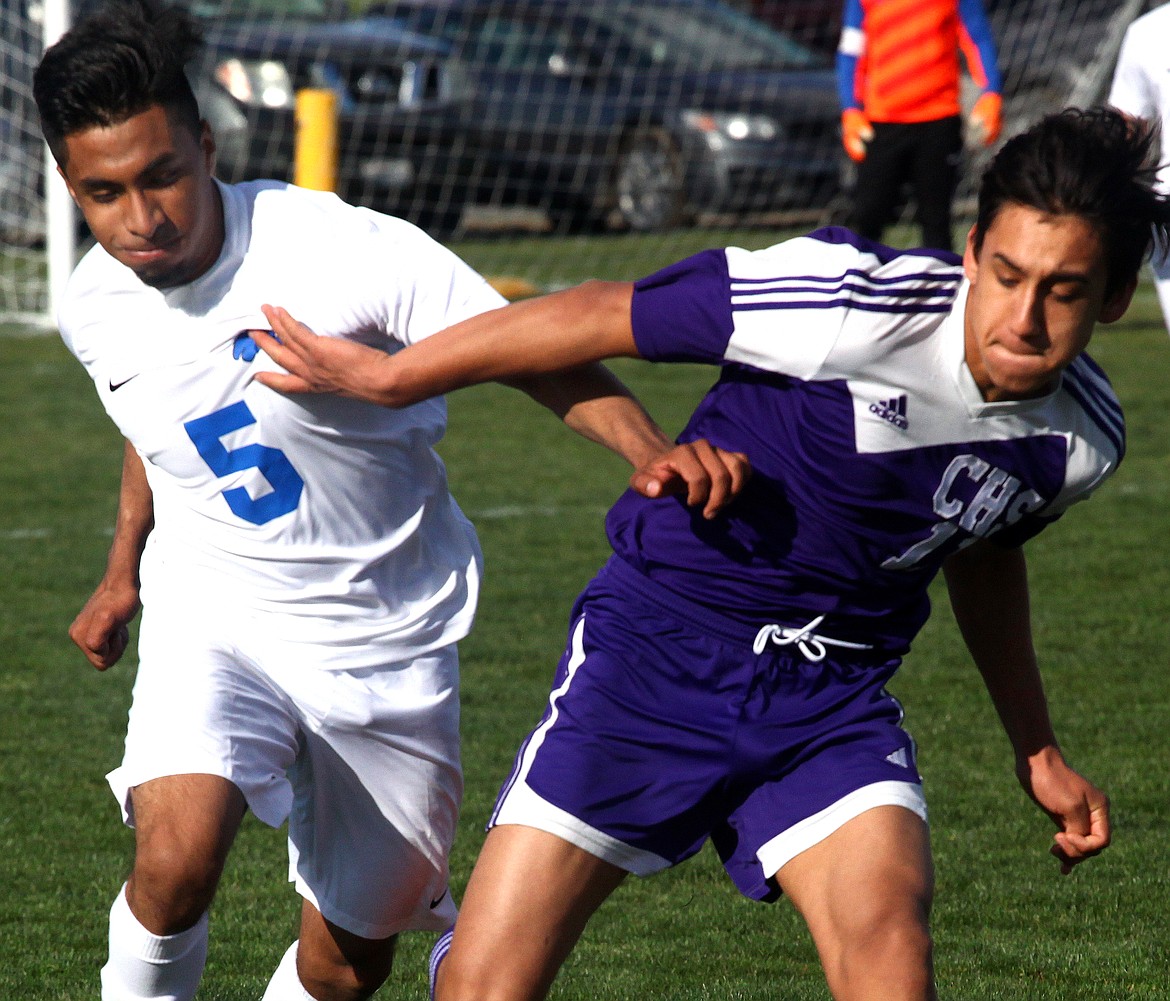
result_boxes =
[752,616,873,662]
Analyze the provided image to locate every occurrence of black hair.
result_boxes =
[974,106,1170,301]
[33,0,203,166]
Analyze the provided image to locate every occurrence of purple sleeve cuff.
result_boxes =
[631,249,735,364]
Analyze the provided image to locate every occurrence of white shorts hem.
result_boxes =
[292,874,459,939]
[758,779,928,879]
[105,762,293,830]
[492,777,671,877]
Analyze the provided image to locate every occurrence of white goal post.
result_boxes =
[0,0,1155,328]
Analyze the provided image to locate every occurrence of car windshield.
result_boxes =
[601,2,823,70]
[384,1,824,72]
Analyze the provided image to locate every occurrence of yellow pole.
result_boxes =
[294,89,339,192]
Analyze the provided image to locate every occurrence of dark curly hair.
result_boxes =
[974,106,1170,301]
[34,0,203,166]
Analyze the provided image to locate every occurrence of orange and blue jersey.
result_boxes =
[836,0,1002,124]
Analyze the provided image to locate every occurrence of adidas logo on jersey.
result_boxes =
[869,394,909,430]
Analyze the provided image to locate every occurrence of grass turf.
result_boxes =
[0,257,1167,999]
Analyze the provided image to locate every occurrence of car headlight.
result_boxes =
[214,58,295,109]
[682,110,781,143]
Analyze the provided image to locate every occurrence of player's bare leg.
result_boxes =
[125,773,247,933]
[100,773,245,1000]
[435,825,627,1001]
[291,900,398,1001]
[776,804,936,1001]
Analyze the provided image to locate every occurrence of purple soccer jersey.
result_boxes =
[613,227,1124,654]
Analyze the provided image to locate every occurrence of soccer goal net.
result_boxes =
[0,0,1152,326]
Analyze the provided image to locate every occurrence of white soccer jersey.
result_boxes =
[612,228,1124,653]
[59,181,506,665]
[1109,3,1170,192]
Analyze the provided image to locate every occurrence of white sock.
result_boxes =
[261,941,315,1001]
[100,883,209,1001]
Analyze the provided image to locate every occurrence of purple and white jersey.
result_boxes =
[612,227,1123,653]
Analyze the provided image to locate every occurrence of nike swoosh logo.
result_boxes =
[109,375,138,392]
[429,890,448,909]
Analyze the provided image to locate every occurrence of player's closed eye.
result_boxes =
[1050,286,1087,304]
[146,170,185,189]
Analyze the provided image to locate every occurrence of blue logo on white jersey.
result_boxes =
[233,330,280,363]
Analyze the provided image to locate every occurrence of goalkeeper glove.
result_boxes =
[841,108,873,162]
[969,92,1003,147]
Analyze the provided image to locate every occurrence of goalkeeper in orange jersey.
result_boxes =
[837,0,1002,251]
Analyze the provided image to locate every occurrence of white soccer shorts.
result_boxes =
[107,602,461,939]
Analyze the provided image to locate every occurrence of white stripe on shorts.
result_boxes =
[757,779,928,879]
[491,614,672,877]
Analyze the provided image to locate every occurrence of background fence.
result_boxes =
[0,0,1151,326]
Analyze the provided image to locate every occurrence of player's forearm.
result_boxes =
[384,281,640,407]
[511,363,673,468]
[943,542,1060,761]
[977,653,1061,767]
[101,441,154,590]
[256,282,640,410]
[565,393,675,469]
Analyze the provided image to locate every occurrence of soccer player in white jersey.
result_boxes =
[254,107,1170,1001]
[32,3,747,1000]
[1109,1,1170,332]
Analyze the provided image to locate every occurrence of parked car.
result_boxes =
[369,0,844,231]
[183,0,474,232]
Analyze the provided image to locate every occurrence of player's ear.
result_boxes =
[200,119,217,174]
[55,163,80,206]
[962,225,980,283]
[1099,275,1137,324]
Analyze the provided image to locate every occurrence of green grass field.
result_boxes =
[2,238,1168,1000]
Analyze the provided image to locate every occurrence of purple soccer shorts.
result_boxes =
[490,556,927,901]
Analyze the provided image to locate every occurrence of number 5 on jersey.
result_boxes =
[185,401,304,525]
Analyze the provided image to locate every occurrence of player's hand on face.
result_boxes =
[1019,746,1112,874]
[629,439,751,519]
[69,586,140,671]
[251,305,387,400]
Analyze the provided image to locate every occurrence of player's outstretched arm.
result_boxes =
[253,282,750,517]
[70,441,153,671]
[252,281,641,407]
[943,540,1111,873]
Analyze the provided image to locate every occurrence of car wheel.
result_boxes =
[612,128,687,232]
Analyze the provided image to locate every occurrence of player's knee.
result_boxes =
[438,948,530,1001]
[129,841,224,931]
[298,952,393,1001]
[825,906,934,999]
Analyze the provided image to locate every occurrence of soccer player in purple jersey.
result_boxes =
[253,107,1170,1001]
